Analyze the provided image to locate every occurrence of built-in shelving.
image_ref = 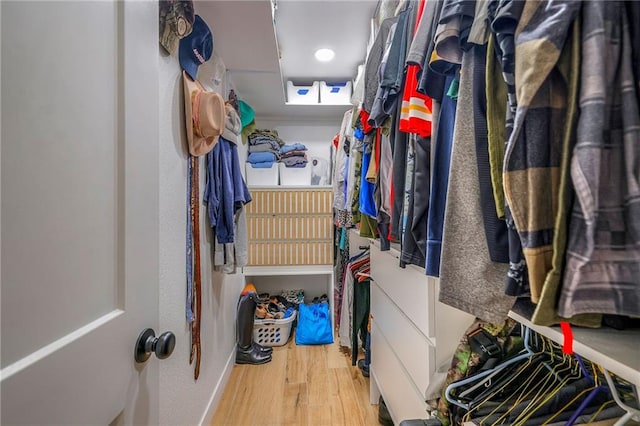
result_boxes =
[248,185,332,190]
[242,265,333,276]
[508,310,640,389]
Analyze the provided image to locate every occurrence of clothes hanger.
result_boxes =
[444,326,537,410]
[474,337,572,425]
[487,351,562,424]
[466,330,555,409]
[511,351,585,426]
[601,368,640,425]
[457,324,547,406]
[471,357,550,425]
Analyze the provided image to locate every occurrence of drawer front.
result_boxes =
[370,246,435,338]
[247,215,333,241]
[433,279,475,368]
[371,282,435,395]
[246,189,333,215]
[371,321,430,424]
[247,241,333,266]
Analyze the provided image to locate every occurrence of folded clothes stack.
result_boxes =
[247,151,278,168]
[279,143,308,168]
[247,129,285,168]
[248,129,285,151]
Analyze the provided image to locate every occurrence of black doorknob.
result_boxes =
[134,328,176,363]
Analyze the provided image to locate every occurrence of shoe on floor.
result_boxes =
[378,396,393,426]
[357,359,369,377]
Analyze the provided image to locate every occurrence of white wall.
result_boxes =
[158,48,244,425]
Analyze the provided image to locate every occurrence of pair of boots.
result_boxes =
[235,292,272,365]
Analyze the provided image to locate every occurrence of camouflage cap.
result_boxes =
[159,0,195,54]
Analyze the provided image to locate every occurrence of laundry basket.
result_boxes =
[253,310,297,347]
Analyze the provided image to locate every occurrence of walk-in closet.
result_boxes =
[1,0,638,425]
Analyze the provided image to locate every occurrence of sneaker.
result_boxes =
[357,359,369,377]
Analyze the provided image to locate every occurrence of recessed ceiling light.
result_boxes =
[315,48,335,62]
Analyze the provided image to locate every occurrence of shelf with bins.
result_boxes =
[243,187,336,336]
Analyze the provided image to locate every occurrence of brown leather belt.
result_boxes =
[189,155,202,380]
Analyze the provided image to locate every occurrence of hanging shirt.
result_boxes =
[426,75,458,277]
[559,1,640,319]
[204,136,251,244]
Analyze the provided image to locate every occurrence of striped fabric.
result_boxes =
[503,0,581,302]
[559,1,640,318]
[399,64,433,137]
[528,12,601,327]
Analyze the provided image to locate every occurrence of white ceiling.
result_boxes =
[197,0,377,122]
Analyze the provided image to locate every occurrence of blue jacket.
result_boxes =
[204,137,252,244]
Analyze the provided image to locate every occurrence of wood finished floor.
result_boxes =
[211,339,379,426]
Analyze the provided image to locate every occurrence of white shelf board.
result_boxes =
[248,185,332,190]
[242,265,333,276]
[284,101,352,107]
[508,310,640,388]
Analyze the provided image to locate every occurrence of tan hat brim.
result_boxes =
[183,71,224,156]
[183,71,197,156]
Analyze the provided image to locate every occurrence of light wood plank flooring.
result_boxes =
[211,339,378,426]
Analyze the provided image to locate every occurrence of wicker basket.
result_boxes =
[253,311,297,347]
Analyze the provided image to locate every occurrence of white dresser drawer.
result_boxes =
[371,281,436,395]
[371,320,430,424]
[370,246,436,338]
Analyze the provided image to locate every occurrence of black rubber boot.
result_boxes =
[236,293,272,365]
[244,293,272,354]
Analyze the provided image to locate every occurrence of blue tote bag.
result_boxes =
[295,302,333,345]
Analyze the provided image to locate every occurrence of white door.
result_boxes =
[1,1,162,424]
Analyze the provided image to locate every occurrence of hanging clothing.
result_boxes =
[425,75,458,277]
[390,90,409,242]
[369,5,413,128]
[333,109,354,228]
[338,252,370,350]
[377,127,394,225]
[486,0,529,299]
[470,44,509,264]
[485,33,508,220]
[212,205,249,274]
[204,136,251,244]
[351,278,370,366]
[400,134,428,268]
[409,134,431,263]
[526,9,600,327]
[363,17,399,115]
[438,47,516,324]
[502,0,581,302]
[559,1,640,319]
[399,0,434,138]
[359,140,377,218]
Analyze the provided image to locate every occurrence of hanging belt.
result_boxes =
[186,156,194,324]
[189,155,202,380]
